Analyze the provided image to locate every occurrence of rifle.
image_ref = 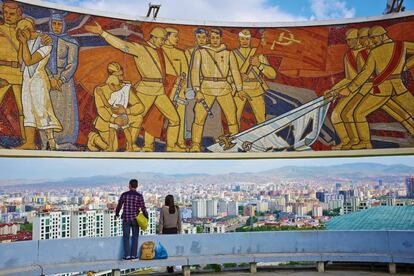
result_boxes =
[173,72,188,106]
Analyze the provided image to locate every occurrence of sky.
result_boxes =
[0,155,413,180]
[45,0,414,22]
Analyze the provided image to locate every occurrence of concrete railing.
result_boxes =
[1,231,413,275]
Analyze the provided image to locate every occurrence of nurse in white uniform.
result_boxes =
[15,18,62,150]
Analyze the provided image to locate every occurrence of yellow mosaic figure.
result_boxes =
[341,27,414,147]
[185,28,208,93]
[143,27,188,151]
[233,29,276,126]
[85,22,181,152]
[87,63,144,152]
[326,28,361,150]
[338,26,414,149]
[190,28,243,152]
[0,2,24,142]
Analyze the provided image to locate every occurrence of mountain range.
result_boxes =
[0,162,413,190]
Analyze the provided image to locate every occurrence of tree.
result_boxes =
[196,226,204,233]
[245,216,258,226]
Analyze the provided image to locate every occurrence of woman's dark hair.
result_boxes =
[165,194,177,214]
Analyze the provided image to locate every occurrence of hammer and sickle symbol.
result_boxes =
[271,29,301,49]
[218,134,236,150]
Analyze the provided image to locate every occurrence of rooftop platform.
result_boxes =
[1,231,413,276]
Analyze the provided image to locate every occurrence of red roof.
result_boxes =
[0,231,32,242]
[0,223,17,228]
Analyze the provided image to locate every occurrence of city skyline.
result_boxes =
[1,155,413,181]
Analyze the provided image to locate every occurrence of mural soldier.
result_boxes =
[338,26,414,149]
[85,22,182,152]
[233,29,276,126]
[339,27,414,149]
[326,28,361,150]
[143,27,188,152]
[190,28,243,152]
[0,1,24,143]
[87,62,144,152]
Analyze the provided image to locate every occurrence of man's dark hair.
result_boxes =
[129,179,138,188]
[210,28,222,37]
[194,27,208,35]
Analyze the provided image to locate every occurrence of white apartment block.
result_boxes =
[103,210,123,237]
[206,199,218,217]
[33,209,156,240]
[312,205,323,218]
[71,210,104,238]
[192,199,207,218]
[33,211,71,240]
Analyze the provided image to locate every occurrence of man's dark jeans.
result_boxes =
[122,219,139,258]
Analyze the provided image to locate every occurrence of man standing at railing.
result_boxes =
[115,179,148,260]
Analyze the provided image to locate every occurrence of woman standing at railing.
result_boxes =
[159,195,182,273]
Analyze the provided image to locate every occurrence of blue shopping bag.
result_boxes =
[154,242,168,259]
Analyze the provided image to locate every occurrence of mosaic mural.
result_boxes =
[0,0,413,154]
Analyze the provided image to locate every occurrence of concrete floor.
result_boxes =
[195,271,411,276]
[134,269,413,276]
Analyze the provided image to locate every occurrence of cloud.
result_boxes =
[47,0,307,22]
[309,0,355,20]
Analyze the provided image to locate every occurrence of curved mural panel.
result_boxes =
[0,0,413,156]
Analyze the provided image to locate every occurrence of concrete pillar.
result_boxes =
[182,265,191,276]
[388,263,396,274]
[250,262,257,273]
[317,262,325,273]
[111,269,120,276]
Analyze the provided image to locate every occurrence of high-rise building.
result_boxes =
[33,211,71,240]
[406,176,414,199]
[327,199,343,210]
[316,192,325,202]
[296,204,306,217]
[243,205,255,217]
[339,190,355,203]
[206,199,218,217]
[217,200,227,215]
[71,210,104,238]
[103,210,123,237]
[343,197,360,214]
[227,201,239,216]
[312,205,323,218]
[192,199,206,218]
